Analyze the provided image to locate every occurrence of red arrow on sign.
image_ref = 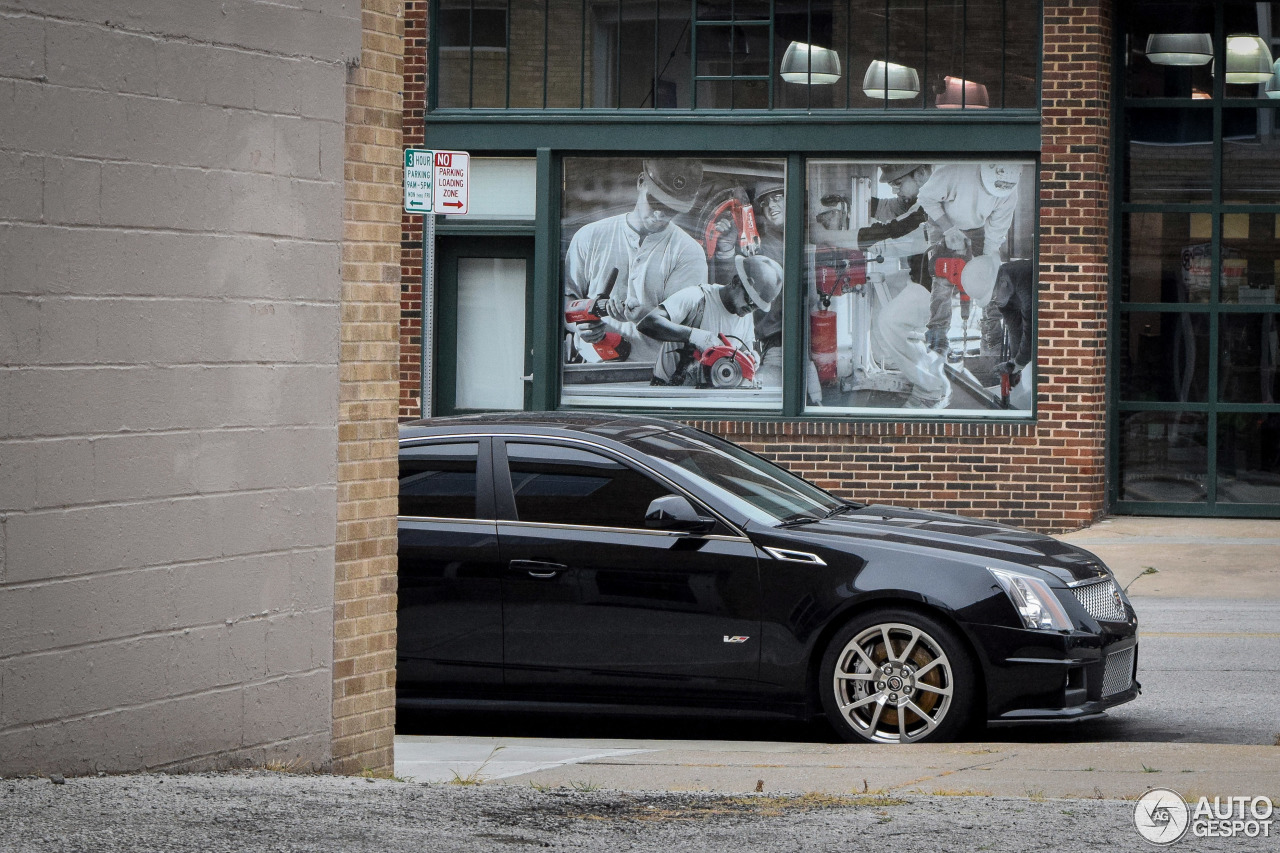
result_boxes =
[442,200,464,209]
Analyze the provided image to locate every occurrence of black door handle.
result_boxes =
[509,559,567,578]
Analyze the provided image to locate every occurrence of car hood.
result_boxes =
[780,504,1110,584]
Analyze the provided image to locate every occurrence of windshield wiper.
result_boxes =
[777,513,823,526]
[824,503,860,518]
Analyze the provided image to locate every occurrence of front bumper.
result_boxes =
[964,621,1141,724]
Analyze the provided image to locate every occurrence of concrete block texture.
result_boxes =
[0,225,341,301]
[6,1,361,67]
[0,11,45,80]
[5,297,340,367]
[0,0,360,775]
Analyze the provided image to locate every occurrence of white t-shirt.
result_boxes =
[652,284,757,385]
[565,214,708,363]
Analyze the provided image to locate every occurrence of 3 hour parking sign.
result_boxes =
[403,149,469,215]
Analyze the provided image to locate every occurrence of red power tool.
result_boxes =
[814,246,879,308]
[701,192,761,260]
[692,334,758,389]
[565,268,630,362]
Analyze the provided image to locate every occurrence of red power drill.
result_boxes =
[565,268,630,362]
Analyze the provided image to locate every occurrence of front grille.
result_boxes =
[1102,646,1136,697]
[1071,578,1127,622]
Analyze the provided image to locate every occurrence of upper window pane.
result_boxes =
[1125,108,1214,203]
[432,0,1040,111]
[1224,108,1280,204]
[506,442,673,529]
[399,442,480,519]
[1125,2,1215,99]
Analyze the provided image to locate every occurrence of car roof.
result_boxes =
[398,411,688,443]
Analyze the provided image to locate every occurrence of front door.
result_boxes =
[493,437,762,704]
[435,237,535,414]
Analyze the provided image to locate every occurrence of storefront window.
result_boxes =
[559,156,786,411]
[803,159,1036,415]
[432,0,1039,111]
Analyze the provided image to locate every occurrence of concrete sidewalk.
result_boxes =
[1059,516,1280,599]
[394,517,1280,801]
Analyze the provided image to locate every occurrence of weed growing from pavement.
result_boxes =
[1026,788,1047,802]
[569,780,602,792]
[1141,764,1160,773]
[449,745,505,786]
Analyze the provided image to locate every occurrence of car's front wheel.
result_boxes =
[819,609,976,744]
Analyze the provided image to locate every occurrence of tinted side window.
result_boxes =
[399,442,479,519]
[506,442,673,529]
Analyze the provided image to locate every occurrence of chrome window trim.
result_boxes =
[403,431,750,539]
[397,515,496,525]
[494,518,749,542]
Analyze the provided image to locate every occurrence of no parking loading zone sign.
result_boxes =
[404,149,469,215]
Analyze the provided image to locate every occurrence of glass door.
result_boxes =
[435,237,535,414]
[1114,2,1280,516]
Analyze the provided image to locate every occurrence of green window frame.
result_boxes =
[1111,1,1280,516]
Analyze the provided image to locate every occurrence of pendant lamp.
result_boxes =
[780,41,842,85]
[862,60,920,100]
[1225,34,1274,84]
[1144,33,1213,66]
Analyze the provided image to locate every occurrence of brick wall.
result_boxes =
[333,0,403,776]
[400,1,427,418]
[398,0,1114,533]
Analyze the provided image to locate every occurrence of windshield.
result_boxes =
[627,428,847,526]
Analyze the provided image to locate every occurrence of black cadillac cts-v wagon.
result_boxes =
[396,413,1139,743]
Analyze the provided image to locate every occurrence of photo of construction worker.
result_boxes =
[564,158,708,366]
[918,162,1023,358]
[639,255,783,387]
[560,157,787,410]
[804,159,1035,416]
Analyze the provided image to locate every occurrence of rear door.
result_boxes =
[495,437,762,703]
[397,437,503,693]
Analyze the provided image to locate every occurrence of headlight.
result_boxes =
[988,568,1074,632]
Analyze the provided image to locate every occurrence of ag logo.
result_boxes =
[1135,788,1190,844]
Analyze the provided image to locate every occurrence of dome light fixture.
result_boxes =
[1225,34,1274,84]
[862,60,920,100]
[1144,33,1213,66]
[780,41,842,85]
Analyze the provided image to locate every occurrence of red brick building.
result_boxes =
[399,1,1280,529]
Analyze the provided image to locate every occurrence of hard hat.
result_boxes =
[980,163,1020,197]
[735,255,784,308]
[960,254,1000,306]
[879,164,925,184]
[642,159,703,213]
[752,181,785,209]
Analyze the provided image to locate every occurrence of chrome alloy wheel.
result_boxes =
[831,622,955,743]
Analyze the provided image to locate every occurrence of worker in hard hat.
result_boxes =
[565,158,708,364]
[639,255,784,387]
[916,163,1023,357]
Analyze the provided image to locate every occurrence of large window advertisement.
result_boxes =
[561,157,786,410]
[805,160,1036,415]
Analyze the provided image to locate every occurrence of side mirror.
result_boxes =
[645,494,717,534]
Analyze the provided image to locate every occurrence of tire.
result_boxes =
[819,608,977,744]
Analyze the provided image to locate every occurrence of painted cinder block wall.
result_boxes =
[398,0,1113,533]
[0,0,361,775]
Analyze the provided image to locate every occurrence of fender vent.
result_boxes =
[762,547,826,565]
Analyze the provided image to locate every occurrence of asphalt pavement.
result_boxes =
[3,517,1278,852]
